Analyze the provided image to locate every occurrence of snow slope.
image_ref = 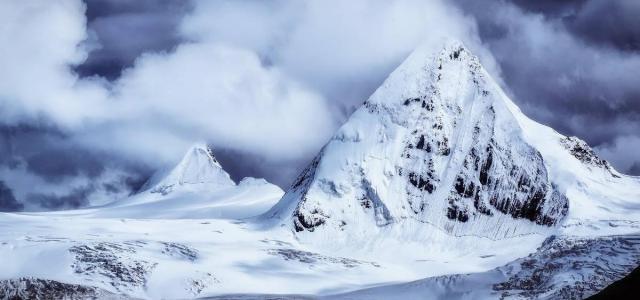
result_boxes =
[331,234,640,300]
[0,40,638,299]
[0,211,552,299]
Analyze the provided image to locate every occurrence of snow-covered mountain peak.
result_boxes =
[366,39,480,109]
[266,40,571,243]
[88,142,284,219]
[147,143,235,195]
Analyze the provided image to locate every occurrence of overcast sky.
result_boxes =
[1,0,638,211]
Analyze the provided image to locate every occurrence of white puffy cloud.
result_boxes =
[79,42,335,164]
[0,0,110,127]
[0,0,342,205]
[181,0,501,117]
[0,0,337,168]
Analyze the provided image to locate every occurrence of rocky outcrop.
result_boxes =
[69,242,156,292]
[0,277,128,300]
[494,235,640,299]
[561,136,619,177]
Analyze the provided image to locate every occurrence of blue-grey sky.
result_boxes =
[0,0,638,211]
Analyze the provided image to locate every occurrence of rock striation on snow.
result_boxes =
[0,277,126,300]
[267,40,570,241]
[560,136,619,176]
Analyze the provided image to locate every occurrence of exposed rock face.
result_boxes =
[587,266,640,300]
[0,277,127,300]
[161,242,199,261]
[266,248,380,268]
[69,242,157,293]
[268,40,569,241]
[561,136,619,177]
[493,235,640,299]
[0,239,215,299]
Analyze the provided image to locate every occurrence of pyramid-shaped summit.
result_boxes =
[266,40,572,241]
[148,143,235,195]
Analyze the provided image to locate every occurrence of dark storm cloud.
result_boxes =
[0,123,152,211]
[0,124,64,170]
[26,148,105,183]
[568,0,640,51]
[24,173,147,211]
[214,149,310,188]
[0,124,104,182]
[26,187,91,211]
[0,181,23,212]
[75,0,191,79]
[508,0,640,51]
[84,0,186,18]
[630,163,640,176]
[453,0,640,174]
[508,0,586,15]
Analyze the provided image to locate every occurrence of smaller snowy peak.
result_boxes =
[100,143,284,218]
[239,177,270,187]
[148,143,235,195]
